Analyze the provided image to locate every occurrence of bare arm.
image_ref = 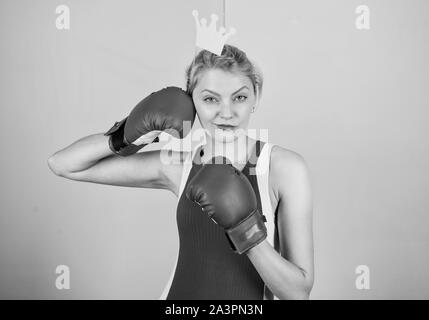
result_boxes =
[47,133,184,194]
[246,147,314,299]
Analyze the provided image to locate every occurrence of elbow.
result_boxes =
[301,293,310,300]
[301,279,313,300]
[278,278,313,300]
[298,269,314,300]
[286,288,311,300]
[47,155,66,177]
[281,288,311,300]
[299,288,311,300]
[292,293,309,300]
[301,276,314,299]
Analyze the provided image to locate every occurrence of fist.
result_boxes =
[186,157,267,254]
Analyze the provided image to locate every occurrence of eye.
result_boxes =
[203,97,217,103]
[235,95,248,102]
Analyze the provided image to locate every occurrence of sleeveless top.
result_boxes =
[159,138,279,300]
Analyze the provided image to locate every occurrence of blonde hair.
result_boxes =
[185,45,263,99]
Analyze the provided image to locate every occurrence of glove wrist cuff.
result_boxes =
[225,209,267,255]
[104,118,146,156]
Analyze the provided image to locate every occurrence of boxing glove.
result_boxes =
[185,157,267,254]
[104,86,196,156]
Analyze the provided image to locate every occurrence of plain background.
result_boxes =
[0,0,428,299]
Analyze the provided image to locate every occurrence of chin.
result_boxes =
[210,128,244,143]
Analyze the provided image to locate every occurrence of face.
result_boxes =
[192,68,258,143]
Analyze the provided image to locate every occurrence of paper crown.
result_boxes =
[192,9,236,56]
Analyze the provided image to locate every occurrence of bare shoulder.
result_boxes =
[270,145,308,171]
[158,149,190,197]
[269,145,311,200]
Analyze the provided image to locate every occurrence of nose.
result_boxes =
[218,101,233,119]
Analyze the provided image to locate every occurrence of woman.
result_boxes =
[48,44,314,300]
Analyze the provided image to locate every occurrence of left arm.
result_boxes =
[246,148,314,300]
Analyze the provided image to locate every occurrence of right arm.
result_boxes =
[47,133,185,195]
[47,87,196,195]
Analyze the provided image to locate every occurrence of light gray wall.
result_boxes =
[0,0,428,299]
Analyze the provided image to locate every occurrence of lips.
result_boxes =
[215,124,236,130]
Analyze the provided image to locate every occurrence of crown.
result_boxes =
[192,9,236,56]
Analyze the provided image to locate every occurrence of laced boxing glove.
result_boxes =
[104,86,196,156]
[185,156,267,254]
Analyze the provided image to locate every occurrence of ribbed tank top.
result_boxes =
[166,140,268,300]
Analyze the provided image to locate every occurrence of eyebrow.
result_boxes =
[200,86,249,96]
